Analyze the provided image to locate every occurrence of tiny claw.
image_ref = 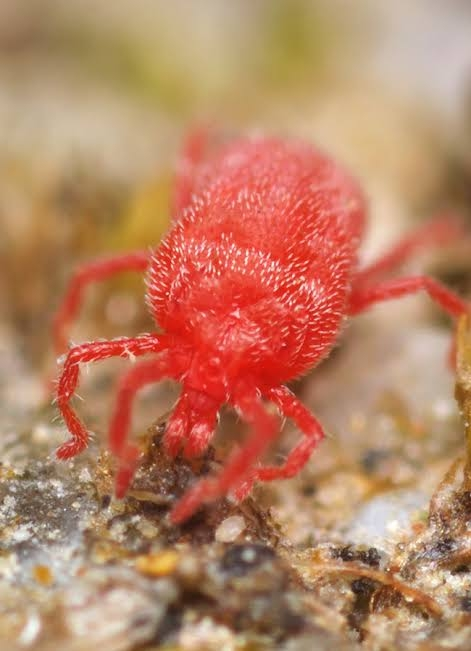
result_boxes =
[114,466,135,499]
[56,439,87,460]
[231,470,257,502]
[114,444,140,498]
[170,479,214,524]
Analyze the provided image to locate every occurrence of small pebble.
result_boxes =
[136,550,179,577]
[32,564,54,586]
[215,516,246,543]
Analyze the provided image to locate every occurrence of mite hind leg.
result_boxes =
[349,275,469,367]
[354,214,465,288]
[172,126,212,217]
[349,275,468,318]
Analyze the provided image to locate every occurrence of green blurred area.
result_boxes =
[0,0,355,359]
[0,0,470,362]
[19,0,342,113]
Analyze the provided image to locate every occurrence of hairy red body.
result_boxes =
[53,130,468,524]
[149,138,366,389]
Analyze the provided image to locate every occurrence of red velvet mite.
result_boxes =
[53,129,469,523]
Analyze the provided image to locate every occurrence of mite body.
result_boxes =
[149,138,366,394]
[53,131,468,523]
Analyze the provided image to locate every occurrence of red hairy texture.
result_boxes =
[52,130,469,524]
[147,138,367,386]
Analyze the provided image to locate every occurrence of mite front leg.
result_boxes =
[56,334,167,460]
[170,387,280,524]
[53,251,149,355]
[108,356,173,498]
[233,385,325,500]
[162,392,192,457]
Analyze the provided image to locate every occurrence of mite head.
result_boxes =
[145,215,348,400]
[146,235,307,396]
[167,282,286,397]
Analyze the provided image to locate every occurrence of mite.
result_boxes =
[53,129,469,523]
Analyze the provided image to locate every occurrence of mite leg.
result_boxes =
[55,333,167,460]
[180,389,220,458]
[162,392,192,457]
[183,404,219,458]
[108,356,172,498]
[349,275,468,318]
[162,388,219,458]
[53,251,149,355]
[355,214,464,287]
[170,388,279,524]
[349,275,469,368]
[233,385,325,500]
[172,126,211,217]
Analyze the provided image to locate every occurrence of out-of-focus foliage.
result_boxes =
[107,174,172,254]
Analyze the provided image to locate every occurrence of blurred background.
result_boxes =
[1,0,471,367]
